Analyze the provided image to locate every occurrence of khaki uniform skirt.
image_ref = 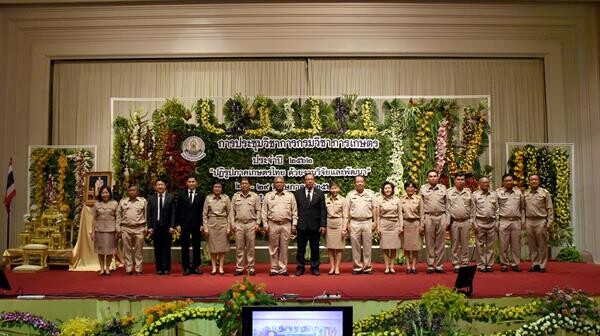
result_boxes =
[94,231,117,254]
[207,217,229,253]
[379,217,402,249]
[402,218,421,251]
[326,217,345,250]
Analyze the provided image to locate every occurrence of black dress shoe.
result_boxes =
[164,271,170,275]
[135,271,143,275]
[127,271,133,275]
[210,271,217,275]
[500,266,508,272]
[486,267,494,273]
[435,269,446,274]
[453,268,459,273]
[295,269,305,276]
[183,270,190,276]
[512,266,522,272]
[539,268,546,273]
[281,271,290,276]
[311,269,320,276]
[363,269,373,275]
[352,270,361,275]
[233,270,244,276]
[249,270,256,276]
[269,271,277,276]
[156,270,164,275]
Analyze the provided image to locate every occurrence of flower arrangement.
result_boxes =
[224,93,251,133]
[0,311,60,336]
[71,149,94,225]
[217,277,276,336]
[56,153,68,206]
[245,96,273,137]
[137,306,221,336]
[347,98,377,137]
[434,119,449,175]
[556,246,583,262]
[461,301,541,322]
[95,315,136,336]
[541,287,599,320]
[460,101,489,173]
[59,316,98,336]
[511,149,525,188]
[407,110,433,184]
[382,99,406,195]
[196,98,225,135]
[143,299,193,326]
[549,147,572,245]
[508,145,572,246]
[333,96,349,133]
[495,313,600,336]
[30,148,55,208]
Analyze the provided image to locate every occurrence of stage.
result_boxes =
[3,261,600,301]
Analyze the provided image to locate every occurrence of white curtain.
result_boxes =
[52,58,545,185]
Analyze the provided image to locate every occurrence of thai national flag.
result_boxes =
[3,158,16,214]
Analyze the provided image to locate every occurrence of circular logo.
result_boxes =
[181,136,206,162]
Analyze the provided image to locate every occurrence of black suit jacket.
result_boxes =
[294,187,327,231]
[147,192,176,230]
[177,188,205,230]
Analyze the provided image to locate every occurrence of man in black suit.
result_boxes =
[177,176,205,275]
[294,173,327,276]
[147,178,176,275]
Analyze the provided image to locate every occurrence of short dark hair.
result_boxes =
[328,181,340,189]
[303,173,315,180]
[186,175,197,182]
[454,172,466,179]
[212,180,223,189]
[529,174,540,180]
[96,186,113,201]
[381,181,395,195]
[155,177,167,185]
[240,177,251,184]
[502,173,514,181]
[426,169,438,176]
[404,181,418,190]
[355,175,365,182]
[127,184,138,190]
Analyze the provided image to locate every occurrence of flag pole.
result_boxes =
[5,209,9,249]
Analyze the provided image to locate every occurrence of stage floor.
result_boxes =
[3,261,600,301]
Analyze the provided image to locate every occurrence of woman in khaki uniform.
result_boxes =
[325,181,347,275]
[91,186,118,276]
[203,181,231,275]
[401,181,422,274]
[376,182,402,274]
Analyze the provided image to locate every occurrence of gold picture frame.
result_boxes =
[84,171,112,206]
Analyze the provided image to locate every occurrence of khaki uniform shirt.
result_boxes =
[401,195,421,219]
[496,187,524,220]
[92,200,118,232]
[447,187,473,220]
[418,184,448,218]
[203,194,231,223]
[229,191,261,227]
[345,189,376,224]
[116,197,147,229]
[326,194,347,229]
[524,187,554,227]
[378,195,401,218]
[471,189,498,220]
[261,190,298,227]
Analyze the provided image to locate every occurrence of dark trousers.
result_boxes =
[153,226,172,272]
[296,229,321,271]
[180,227,202,271]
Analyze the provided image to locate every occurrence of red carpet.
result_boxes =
[3,262,600,301]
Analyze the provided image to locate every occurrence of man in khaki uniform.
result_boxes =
[116,184,147,275]
[345,175,377,275]
[497,173,524,272]
[471,177,498,272]
[419,170,449,273]
[229,177,261,276]
[262,176,298,276]
[446,172,473,273]
[524,174,554,273]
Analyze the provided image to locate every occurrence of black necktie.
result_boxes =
[158,194,163,221]
[308,189,312,203]
[189,190,193,204]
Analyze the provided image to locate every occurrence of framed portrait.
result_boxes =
[84,171,112,206]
